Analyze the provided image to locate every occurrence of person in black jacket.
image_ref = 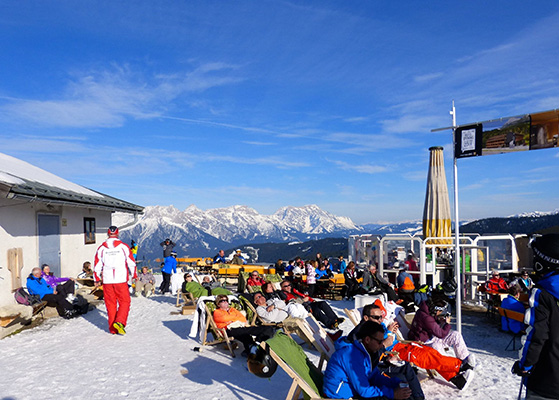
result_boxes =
[160,238,175,258]
[513,234,559,399]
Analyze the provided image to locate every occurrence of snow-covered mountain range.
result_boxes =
[114,204,363,261]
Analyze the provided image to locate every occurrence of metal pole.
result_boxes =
[451,101,462,334]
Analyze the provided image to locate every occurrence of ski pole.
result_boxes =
[517,376,525,400]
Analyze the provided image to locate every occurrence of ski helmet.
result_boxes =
[530,234,559,275]
[107,226,119,237]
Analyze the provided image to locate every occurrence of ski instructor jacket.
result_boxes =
[519,272,559,399]
[94,238,137,284]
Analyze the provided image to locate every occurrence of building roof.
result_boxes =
[0,152,143,213]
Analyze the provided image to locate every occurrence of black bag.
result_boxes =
[72,295,89,315]
[247,343,278,378]
[14,288,41,306]
[441,277,458,293]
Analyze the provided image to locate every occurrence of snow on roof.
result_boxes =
[0,152,143,213]
[0,152,101,197]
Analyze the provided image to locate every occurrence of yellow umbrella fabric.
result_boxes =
[423,146,452,244]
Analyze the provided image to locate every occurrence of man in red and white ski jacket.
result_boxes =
[94,226,137,335]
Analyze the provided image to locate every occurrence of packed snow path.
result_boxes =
[0,295,526,399]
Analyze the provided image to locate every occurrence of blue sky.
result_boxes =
[1,1,559,224]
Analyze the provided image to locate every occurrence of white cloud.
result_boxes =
[332,160,386,174]
[0,63,242,128]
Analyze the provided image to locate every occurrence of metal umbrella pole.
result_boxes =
[451,101,462,334]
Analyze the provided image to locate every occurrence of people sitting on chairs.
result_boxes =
[347,304,474,390]
[135,266,155,297]
[247,271,266,287]
[261,281,286,301]
[500,285,526,334]
[77,261,93,279]
[280,280,343,330]
[323,320,416,400]
[41,264,75,290]
[27,267,79,319]
[315,262,334,279]
[343,261,362,300]
[485,269,509,293]
[253,291,308,323]
[408,299,476,370]
[362,264,399,302]
[182,273,209,298]
[213,249,227,264]
[231,249,247,265]
[510,270,533,294]
[397,265,416,312]
[212,294,276,357]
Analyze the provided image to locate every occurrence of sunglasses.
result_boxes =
[369,336,384,345]
[218,299,228,304]
[368,315,383,321]
[281,284,291,288]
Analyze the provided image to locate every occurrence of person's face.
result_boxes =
[363,332,385,354]
[522,273,528,278]
[219,250,224,256]
[364,309,384,324]
[203,277,210,283]
[264,284,273,293]
[33,269,42,278]
[142,267,148,274]
[253,293,267,306]
[281,282,292,292]
[493,273,500,279]
[42,266,50,274]
[251,272,259,279]
[165,240,170,244]
[186,275,193,281]
[371,265,377,273]
[217,298,229,309]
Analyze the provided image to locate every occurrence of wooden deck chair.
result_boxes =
[176,291,196,307]
[201,299,242,357]
[294,314,335,370]
[497,307,526,351]
[262,331,344,400]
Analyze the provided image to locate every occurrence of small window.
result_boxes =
[84,218,96,244]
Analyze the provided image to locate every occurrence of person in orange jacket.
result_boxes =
[212,294,275,356]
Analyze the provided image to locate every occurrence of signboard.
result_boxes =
[454,109,559,159]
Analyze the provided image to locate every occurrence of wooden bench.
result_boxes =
[0,301,48,328]
[497,307,526,351]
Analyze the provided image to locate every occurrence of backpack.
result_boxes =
[247,342,278,378]
[14,287,42,306]
[441,277,458,294]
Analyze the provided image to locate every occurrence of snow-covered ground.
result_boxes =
[0,295,525,400]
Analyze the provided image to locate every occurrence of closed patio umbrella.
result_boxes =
[423,146,452,244]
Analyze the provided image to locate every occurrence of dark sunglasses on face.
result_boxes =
[369,336,384,345]
[281,284,291,289]
[218,299,228,304]
[369,315,383,321]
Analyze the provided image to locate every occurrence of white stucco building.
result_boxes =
[0,152,143,308]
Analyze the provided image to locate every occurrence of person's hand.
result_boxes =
[70,277,76,282]
[53,290,57,295]
[303,296,310,302]
[512,361,531,377]
[393,387,412,399]
[266,305,275,312]
[95,281,101,288]
[445,315,451,324]
[388,321,399,333]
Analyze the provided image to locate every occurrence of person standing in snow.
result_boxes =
[94,226,137,335]
[160,251,177,295]
[513,234,559,399]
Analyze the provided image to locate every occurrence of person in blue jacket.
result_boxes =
[500,285,526,334]
[323,320,413,400]
[27,267,77,318]
[159,251,177,295]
